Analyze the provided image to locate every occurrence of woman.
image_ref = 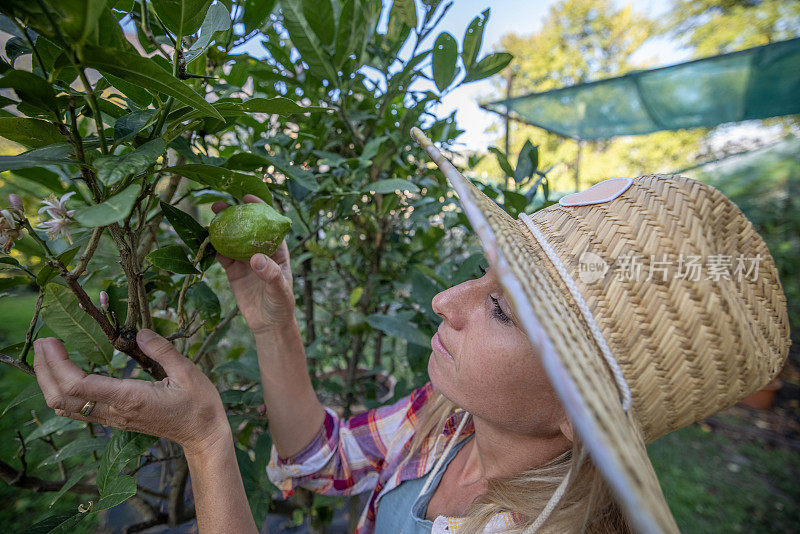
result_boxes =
[33,129,791,533]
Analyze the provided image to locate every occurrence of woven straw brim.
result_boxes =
[412,129,680,533]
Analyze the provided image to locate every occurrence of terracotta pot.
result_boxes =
[740,378,783,410]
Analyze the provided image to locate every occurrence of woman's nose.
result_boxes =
[431,280,477,328]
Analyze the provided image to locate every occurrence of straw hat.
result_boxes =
[410,128,791,533]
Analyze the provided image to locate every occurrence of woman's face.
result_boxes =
[428,264,569,439]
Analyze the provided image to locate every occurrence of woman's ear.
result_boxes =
[559,418,574,443]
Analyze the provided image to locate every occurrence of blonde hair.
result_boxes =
[401,390,633,534]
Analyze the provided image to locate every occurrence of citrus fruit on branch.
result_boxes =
[208,202,292,262]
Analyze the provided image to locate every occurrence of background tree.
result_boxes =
[659,0,800,57]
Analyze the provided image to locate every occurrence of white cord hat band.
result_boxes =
[518,212,632,413]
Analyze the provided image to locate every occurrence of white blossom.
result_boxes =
[35,192,77,244]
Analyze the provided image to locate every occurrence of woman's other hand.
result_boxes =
[212,194,296,335]
[33,329,229,457]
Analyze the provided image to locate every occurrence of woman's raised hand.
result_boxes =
[211,194,296,335]
[33,329,230,456]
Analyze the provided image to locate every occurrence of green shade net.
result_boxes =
[483,38,800,140]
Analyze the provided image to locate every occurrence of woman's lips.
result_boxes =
[432,332,454,362]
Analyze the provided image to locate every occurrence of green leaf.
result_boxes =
[488,147,514,177]
[464,52,512,82]
[240,97,328,114]
[0,257,21,268]
[42,285,115,365]
[349,286,363,307]
[0,276,29,291]
[359,135,387,163]
[6,37,29,63]
[101,74,153,108]
[39,438,104,468]
[0,117,63,148]
[2,381,43,417]
[0,70,58,113]
[0,143,74,172]
[114,109,157,142]
[243,0,277,33]
[503,190,528,217]
[462,8,489,70]
[334,0,363,69]
[185,2,231,63]
[281,0,338,82]
[95,139,165,186]
[365,313,431,347]
[27,512,89,534]
[52,0,108,48]
[47,465,95,508]
[390,0,417,30]
[432,32,458,92]
[146,244,200,274]
[302,0,335,46]
[37,245,81,287]
[186,280,220,327]
[514,139,536,184]
[24,415,84,442]
[362,178,420,194]
[159,201,208,253]
[80,45,223,120]
[260,156,319,192]
[10,167,69,194]
[73,184,140,226]
[151,0,213,37]
[97,430,157,494]
[165,164,273,202]
[95,474,137,511]
[223,152,271,171]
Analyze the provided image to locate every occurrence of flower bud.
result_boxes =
[99,290,109,311]
[8,194,22,211]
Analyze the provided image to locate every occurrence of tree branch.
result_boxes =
[0,352,35,376]
[168,456,189,526]
[51,258,166,380]
[70,226,105,279]
[0,459,97,495]
[20,289,45,364]
[192,306,239,364]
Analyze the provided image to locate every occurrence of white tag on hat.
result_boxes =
[558,177,633,207]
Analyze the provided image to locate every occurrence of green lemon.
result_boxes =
[208,202,292,262]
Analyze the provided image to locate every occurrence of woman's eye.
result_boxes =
[490,295,511,324]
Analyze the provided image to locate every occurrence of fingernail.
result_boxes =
[137,329,156,343]
[253,255,267,270]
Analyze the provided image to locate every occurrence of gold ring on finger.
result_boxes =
[80,400,96,417]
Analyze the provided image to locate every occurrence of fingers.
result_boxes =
[211,194,263,215]
[34,338,84,409]
[211,200,230,214]
[249,253,282,284]
[54,398,141,433]
[33,338,127,412]
[215,251,236,269]
[136,329,192,377]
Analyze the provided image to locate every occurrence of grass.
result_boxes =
[648,412,800,533]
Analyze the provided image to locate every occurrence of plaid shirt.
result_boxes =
[266,381,519,533]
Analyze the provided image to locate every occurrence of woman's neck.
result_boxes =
[456,415,571,487]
